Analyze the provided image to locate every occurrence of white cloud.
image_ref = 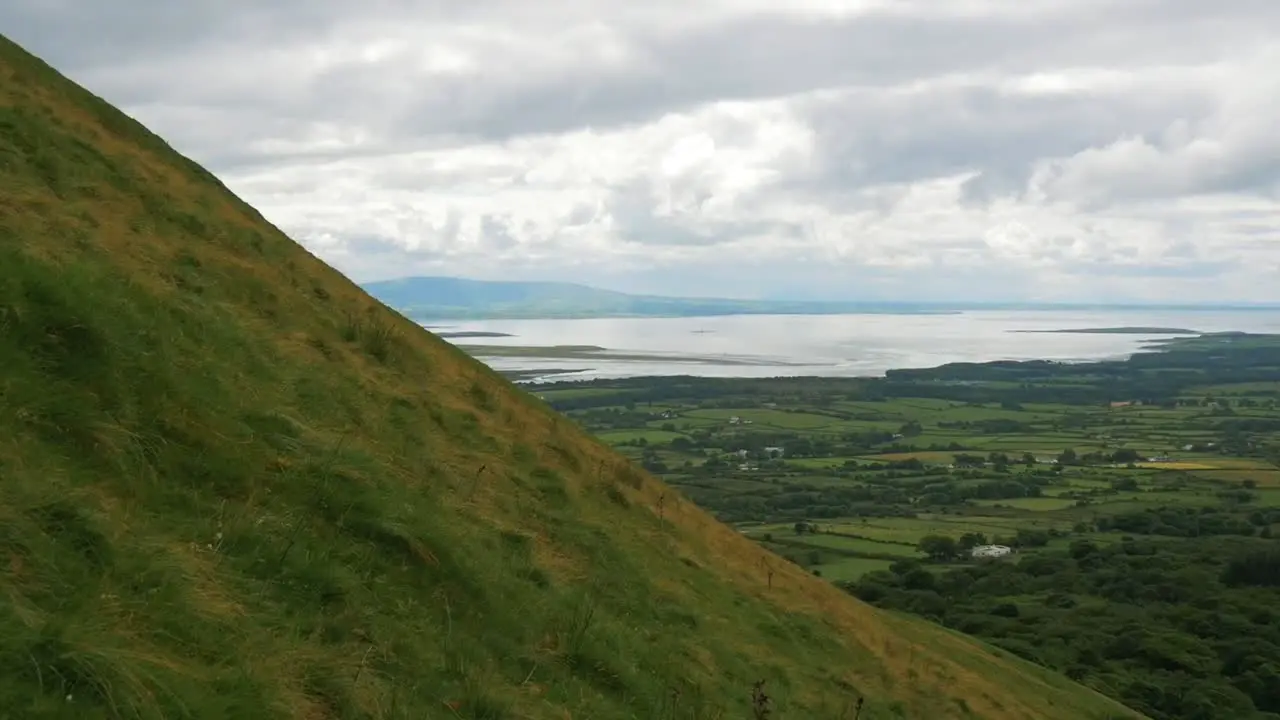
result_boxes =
[1029,47,1280,210]
[2,0,1278,302]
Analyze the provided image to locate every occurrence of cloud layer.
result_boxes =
[5,0,1278,302]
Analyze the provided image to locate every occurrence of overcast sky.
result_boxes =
[5,1,1279,302]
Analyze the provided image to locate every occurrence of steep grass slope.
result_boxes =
[0,34,1144,720]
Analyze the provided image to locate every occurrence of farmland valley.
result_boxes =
[526,332,1280,720]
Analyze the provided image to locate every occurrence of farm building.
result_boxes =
[971,544,1013,559]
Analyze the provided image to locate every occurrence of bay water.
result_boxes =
[428,309,1280,382]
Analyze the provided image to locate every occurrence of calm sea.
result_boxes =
[428,309,1280,382]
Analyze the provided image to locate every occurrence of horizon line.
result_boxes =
[361,275,1280,310]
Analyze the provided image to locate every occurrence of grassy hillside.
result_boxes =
[0,33,1143,720]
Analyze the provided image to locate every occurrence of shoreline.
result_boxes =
[456,343,807,366]
[441,324,1280,385]
[1010,326,1199,335]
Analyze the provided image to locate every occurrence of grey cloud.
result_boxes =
[1228,223,1280,237]
[347,0,1275,144]
[785,84,1214,205]
[563,202,600,227]
[338,233,411,258]
[1056,260,1239,279]
[609,196,723,248]
[3,0,1276,300]
[10,0,1272,202]
[1033,133,1280,209]
[1,0,338,69]
[478,215,521,252]
[382,7,1161,142]
[10,0,1271,147]
[319,237,443,283]
[1197,158,1280,199]
[296,209,522,272]
[1162,241,1199,259]
[605,177,806,247]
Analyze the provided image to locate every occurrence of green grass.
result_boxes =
[1248,489,1280,507]
[826,516,1069,545]
[536,387,638,401]
[596,429,690,445]
[799,535,922,558]
[817,557,896,583]
[787,457,862,469]
[745,529,921,559]
[1193,381,1280,395]
[0,33,1144,720]
[685,408,843,430]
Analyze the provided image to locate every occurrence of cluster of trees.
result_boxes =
[664,453,1066,523]
[1096,507,1269,538]
[846,533,1280,719]
[937,418,1038,434]
[916,478,1047,507]
[668,429,903,460]
[1053,447,1150,466]
[679,478,1063,524]
[916,528,1054,560]
[917,533,983,560]
[538,376,870,412]
[949,451,1044,470]
[571,406,670,430]
[874,335,1280,408]
[1158,396,1280,409]
[690,483,917,524]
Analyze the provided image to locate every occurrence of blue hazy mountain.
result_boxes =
[361,276,957,319]
[363,276,1280,320]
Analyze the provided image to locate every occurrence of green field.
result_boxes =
[817,557,896,583]
[595,428,690,444]
[535,345,1280,719]
[560,383,1280,586]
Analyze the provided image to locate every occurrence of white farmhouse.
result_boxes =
[971,544,1012,559]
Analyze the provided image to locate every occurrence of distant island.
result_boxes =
[435,330,515,339]
[1012,327,1200,335]
[455,343,797,366]
[364,276,961,320]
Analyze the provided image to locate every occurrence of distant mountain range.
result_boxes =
[361,276,958,319]
[362,276,1280,321]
